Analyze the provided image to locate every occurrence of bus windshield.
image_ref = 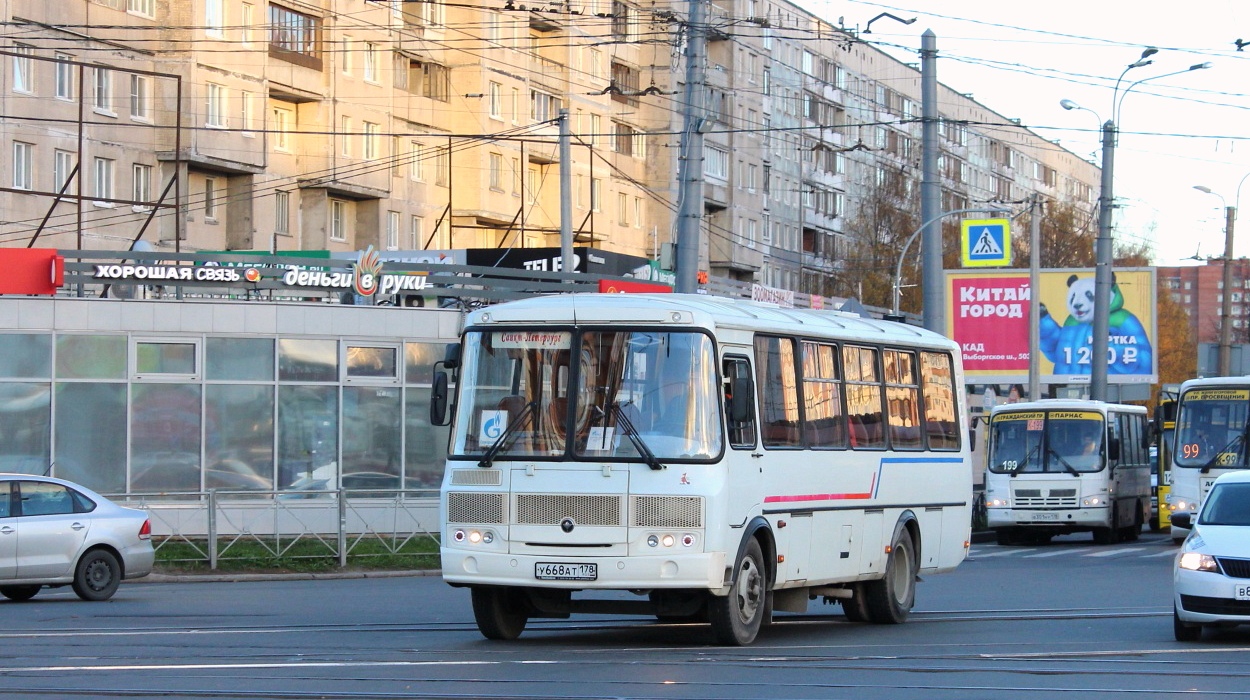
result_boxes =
[451,329,722,461]
[1175,389,1250,468]
[988,410,1105,474]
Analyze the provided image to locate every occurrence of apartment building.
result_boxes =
[1159,260,1250,344]
[0,0,1099,297]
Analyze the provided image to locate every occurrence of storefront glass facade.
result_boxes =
[0,331,450,497]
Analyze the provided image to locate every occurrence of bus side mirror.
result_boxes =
[729,376,752,423]
[430,367,451,426]
[442,342,461,371]
[1107,436,1121,462]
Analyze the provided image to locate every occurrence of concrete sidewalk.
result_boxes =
[140,568,440,584]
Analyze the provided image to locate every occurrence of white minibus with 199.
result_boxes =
[1168,376,1250,542]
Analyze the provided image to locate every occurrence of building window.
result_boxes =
[341,37,353,76]
[340,116,352,156]
[409,141,424,180]
[240,3,254,44]
[54,150,74,191]
[387,211,400,250]
[488,81,502,119]
[617,192,628,225]
[703,144,729,180]
[12,44,33,93]
[269,3,322,69]
[132,164,152,210]
[611,0,634,41]
[422,63,449,101]
[239,91,253,135]
[204,177,218,221]
[128,0,154,16]
[93,67,112,113]
[93,157,114,204]
[330,199,348,241]
[272,107,291,151]
[489,152,503,191]
[633,196,642,228]
[590,178,602,212]
[409,215,423,248]
[511,157,521,195]
[363,42,379,83]
[434,148,449,187]
[613,122,635,156]
[130,75,150,120]
[206,83,227,127]
[206,0,225,38]
[54,53,73,100]
[610,61,638,105]
[363,121,379,159]
[531,90,560,122]
[274,190,290,235]
[12,142,33,190]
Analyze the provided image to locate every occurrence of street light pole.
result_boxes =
[1090,118,1116,401]
[1220,205,1237,375]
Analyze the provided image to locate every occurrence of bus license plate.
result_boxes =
[1031,513,1059,521]
[535,562,598,581]
[1236,584,1250,601]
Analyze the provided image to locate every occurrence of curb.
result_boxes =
[137,569,441,584]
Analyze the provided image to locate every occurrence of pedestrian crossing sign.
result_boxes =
[961,218,1011,267]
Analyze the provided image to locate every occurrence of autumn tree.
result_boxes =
[830,167,919,311]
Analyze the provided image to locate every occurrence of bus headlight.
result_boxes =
[1178,552,1218,572]
[986,497,1009,508]
[1082,496,1104,507]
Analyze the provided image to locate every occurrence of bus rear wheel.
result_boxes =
[470,586,529,641]
[864,527,918,624]
[709,538,766,645]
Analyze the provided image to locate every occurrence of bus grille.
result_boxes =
[450,469,502,486]
[1218,557,1250,579]
[632,496,703,528]
[447,492,505,524]
[1013,489,1078,508]
[516,494,622,526]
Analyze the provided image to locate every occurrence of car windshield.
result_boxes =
[988,410,1104,474]
[1198,482,1250,526]
[1175,389,1250,468]
[451,329,722,461]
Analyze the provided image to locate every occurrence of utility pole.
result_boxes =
[920,30,942,333]
[1219,205,1236,375]
[558,108,574,280]
[1091,120,1116,401]
[1029,194,1042,400]
[673,0,707,294]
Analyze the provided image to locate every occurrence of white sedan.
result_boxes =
[0,474,154,602]
[1173,470,1250,641]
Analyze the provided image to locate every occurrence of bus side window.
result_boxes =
[723,356,757,450]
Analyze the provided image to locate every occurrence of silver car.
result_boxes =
[0,474,154,602]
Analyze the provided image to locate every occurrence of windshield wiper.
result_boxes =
[478,401,537,468]
[605,403,666,471]
[1004,444,1040,476]
[1046,448,1081,476]
[1203,427,1249,472]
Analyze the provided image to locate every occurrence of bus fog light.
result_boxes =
[481,531,494,544]
[647,535,659,547]
[468,530,482,544]
[681,534,695,547]
[453,529,466,543]
[661,534,675,548]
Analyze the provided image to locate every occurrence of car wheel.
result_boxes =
[864,526,918,624]
[470,586,528,641]
[0,585,41,602]
[994,528,1016,546]
[72,549,121,601]
[1173,605,1203,642]
[709,538,767,645]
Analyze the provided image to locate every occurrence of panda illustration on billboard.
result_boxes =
[1039,272,1153,375]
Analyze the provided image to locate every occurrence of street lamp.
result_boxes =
[1194,176,1249,376]
[1060,52,1210,401]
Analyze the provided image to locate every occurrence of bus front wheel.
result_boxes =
[709,538,767,645]
[864,527,918,624]
[470,586,529,641]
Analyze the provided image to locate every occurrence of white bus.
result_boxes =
[432,294,973,645]
[1168,377,1250,542]
[984,400,1151,545]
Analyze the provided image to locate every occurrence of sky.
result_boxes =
[805,0,1250,266]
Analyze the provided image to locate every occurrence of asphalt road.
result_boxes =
[1,531,1246,699]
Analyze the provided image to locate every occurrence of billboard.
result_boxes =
[945,268,1157,386]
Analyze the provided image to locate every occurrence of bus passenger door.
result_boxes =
[722,353,762,525]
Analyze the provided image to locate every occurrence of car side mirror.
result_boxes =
[1171,511,1192,530]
